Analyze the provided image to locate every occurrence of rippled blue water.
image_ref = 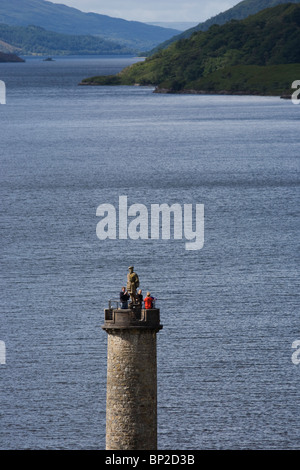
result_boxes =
[0,56,299,450]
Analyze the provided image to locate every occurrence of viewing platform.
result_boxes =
[102,300,163,331]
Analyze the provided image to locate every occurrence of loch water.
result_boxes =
[0,56,299,450]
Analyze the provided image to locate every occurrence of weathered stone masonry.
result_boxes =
[102,308,162,450]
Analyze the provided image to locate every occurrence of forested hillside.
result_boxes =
[148,0,300,55]
[0,0,179,51]
[0,24,134,55]
[80,3,300,96]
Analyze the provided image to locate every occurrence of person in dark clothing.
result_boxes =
[120,287,130,309]
[136,289,143,306]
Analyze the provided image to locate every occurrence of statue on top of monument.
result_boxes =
[127,266,139,306]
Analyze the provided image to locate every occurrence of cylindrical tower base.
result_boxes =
[102,308,162,450]
[106,329,157,450]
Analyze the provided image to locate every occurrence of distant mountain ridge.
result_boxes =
[146,22,199,31]
[0,0,180,51]
[148,0,300,55]
[0,24,135,56]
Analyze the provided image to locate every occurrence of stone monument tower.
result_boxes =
[102,267,163,450]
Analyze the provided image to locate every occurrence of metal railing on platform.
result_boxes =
[108,299,121,310]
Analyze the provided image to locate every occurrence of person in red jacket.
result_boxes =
[144,292,156,309]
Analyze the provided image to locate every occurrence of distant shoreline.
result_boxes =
[78,80,292,99]
[153,87,293,99]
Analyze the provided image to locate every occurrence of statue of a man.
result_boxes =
[127,266,139,305]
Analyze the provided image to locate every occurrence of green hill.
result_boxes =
[147,0,300,55]
[80,3,300,96]
[0,0,180,52]
[0,24,134,55]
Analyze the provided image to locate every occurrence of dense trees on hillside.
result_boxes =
[0,24,134,55]
[81,3,300,96]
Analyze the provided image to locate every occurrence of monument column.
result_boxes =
[102,272,162,450]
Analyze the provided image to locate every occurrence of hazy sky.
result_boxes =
[49,0,241,22]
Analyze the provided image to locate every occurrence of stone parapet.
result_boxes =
[102,308,162,331]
